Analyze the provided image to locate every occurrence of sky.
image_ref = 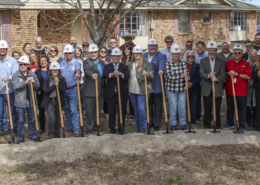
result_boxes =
[240,0,260,6]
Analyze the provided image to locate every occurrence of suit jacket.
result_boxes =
[200,56,225,97]
[103,63,130,98]
[143,51,167,93]
[188,62,201,92]
[83,58,105,97]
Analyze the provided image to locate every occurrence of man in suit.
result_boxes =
[200,41,225,129]
[103,48,130,134]
[143,38,167,131]
[83,44,105,134]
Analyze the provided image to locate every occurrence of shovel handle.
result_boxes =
[231,76,238,121]
[212,81,216,122]
[185,81,191,122]
[144,76,149,124]
[30,82,39,131]
[117,76,123,124]
[77,79,83,127]
[5,82,13,130]
[160,75,168,122]
[56,85,64,128]
[95,78,99,126]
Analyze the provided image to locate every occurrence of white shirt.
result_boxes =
[129,63,140,94]
[223,53,230,58]
[209,57,215,72]
[148,52,156,63]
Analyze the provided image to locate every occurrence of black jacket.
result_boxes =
[35,68,48,96]
[252,65,260,92]
[41,77,67,109]
[103,63,130,98]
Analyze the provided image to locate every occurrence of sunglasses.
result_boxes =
[166,41,173,43]
[65,52,73,55]
[234,52,241,55]
[100,51,107,53]
[19,64,27,66]
[246,45,253,47]
[110,42,116,44]
[187,56,195,58]
[50,50,57,52]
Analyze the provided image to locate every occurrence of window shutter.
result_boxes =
[226,11,230,32]
[174,10,178,34]
[2,11,11,47]
[200,12,204,23]
[246,12,249,31]
[211,12,214,23]
[189,11,193,33]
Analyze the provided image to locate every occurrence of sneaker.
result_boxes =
[170,126,177,130]
[223,125,234,129]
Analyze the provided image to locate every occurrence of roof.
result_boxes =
[0,0,24,6]
[136,0,260,10]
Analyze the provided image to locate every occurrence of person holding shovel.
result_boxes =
[11,55,40,142]
[41,62,67,139]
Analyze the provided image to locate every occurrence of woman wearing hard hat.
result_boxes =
[41,62,67,139]
[128,45,154,133]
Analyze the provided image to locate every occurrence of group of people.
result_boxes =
[1,32,260,142]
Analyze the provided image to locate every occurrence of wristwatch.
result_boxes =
[238,73,240,77]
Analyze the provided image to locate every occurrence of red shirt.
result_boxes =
[225,59,251,96]
[28,65,38,72]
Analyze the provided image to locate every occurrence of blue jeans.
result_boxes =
[130,93,150,131]
[0,93,18,134]
[16,100,36,140]
[166,90,186,126]
[64,88,80,133]
[80,84,85,115]
[189,91,200,124]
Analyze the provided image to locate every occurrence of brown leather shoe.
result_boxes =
[0,132,5,136]
[140,131,146,134]
[136,130,140,133]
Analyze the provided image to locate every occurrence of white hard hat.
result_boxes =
[132,45,143,53]
[148,38,158,45]
[170,44,181,53]
[111,47,122,56]
[233,43,243,51]
[0,40,8,49]
[18,56,30,64]
[63,44,74,53]
[257,50,260,56]
[49,61,60,70]
[207,41,217,49]
[89,44,99,52]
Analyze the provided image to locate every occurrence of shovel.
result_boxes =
[56,85,65,138]
[144,76,154,135]
[185,81,196,134]
[160,75,173,134]
[30,82,41,142]
[95,78,102,136]
[77,79,86,137]
[117,76,125,135]
[5,82,19,144]
[231,76,240,133]
[210,81,220,133]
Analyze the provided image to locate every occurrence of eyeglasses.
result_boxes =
[83,46,89,48]
[50,50,57,52]
[100,51,107,53]
[246,45,253,47]
[19,64,27,66]
[234,52,241,55]
[187,56,195,58]
[186,45,192,47]
[166,41,173,43]
[110,42,116,44]
[65,52,73,55]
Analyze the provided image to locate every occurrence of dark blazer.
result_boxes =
[83,58,105,97]
[252,65,260,92]
[188,62,201,92]
[200,56,225,97]
[41,77,67,109]
[35,68,48,95]
[103,63,130,98]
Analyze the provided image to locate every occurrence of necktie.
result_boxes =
[114,64,118,93]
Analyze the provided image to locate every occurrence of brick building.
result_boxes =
[0,0,259,55]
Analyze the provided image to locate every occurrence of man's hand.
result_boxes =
[212,76,218,82]
[228,70,238,76]
[184,76,189,82]
[80,75,84,83]
[55,82,59,86]
[181,72,188,78]
[54,77,60,82]
[75,73,80,79]
[92,73,98,80]
[209,72,216,78]
[188,82,192,88]
[158,69,164,75]
[1,77,10,82]
[142,71,149,77]
[114,71,121,77]
[26,77,34,83]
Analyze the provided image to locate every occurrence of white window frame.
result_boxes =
[230,12,246,31]
[203,11,211,23]
[178,11,189,33]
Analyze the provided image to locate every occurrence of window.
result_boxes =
[178,11,189,33]
[203,11,211,23]
[120,11,148,37]
[230,12,246,31]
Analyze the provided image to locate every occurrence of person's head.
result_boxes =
[148,38,158,55]
[111,48,122,64]
[233,44,244,61]
[39,55,50,69]
[164,35,174,49]
[12,51,22,62]
[63,44,74,60]
[49,45,59,57]
[47,61,62,79]
[98,46,111,62]
[133,45,145,73]
[122,33,135,44]
[184,50,197,63]
[82,42,89,54]
[196,41,206,55]
[248,49,258,62]
[29,52,38,65]
[74,47,84,61]
[170,44,181,62]
[88,44,99,61]
[18,56,30,72]
[35,37,43,48]
[0,40,8,58]
[23,43,31,55]
[254,33,260,45]
[207,41,217,59]
[185,41,193,51]
[221,42,230,54]
[109,37,117,49]
[123,44,132,57]
[70,37,77,47]
[245,41,254,52]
